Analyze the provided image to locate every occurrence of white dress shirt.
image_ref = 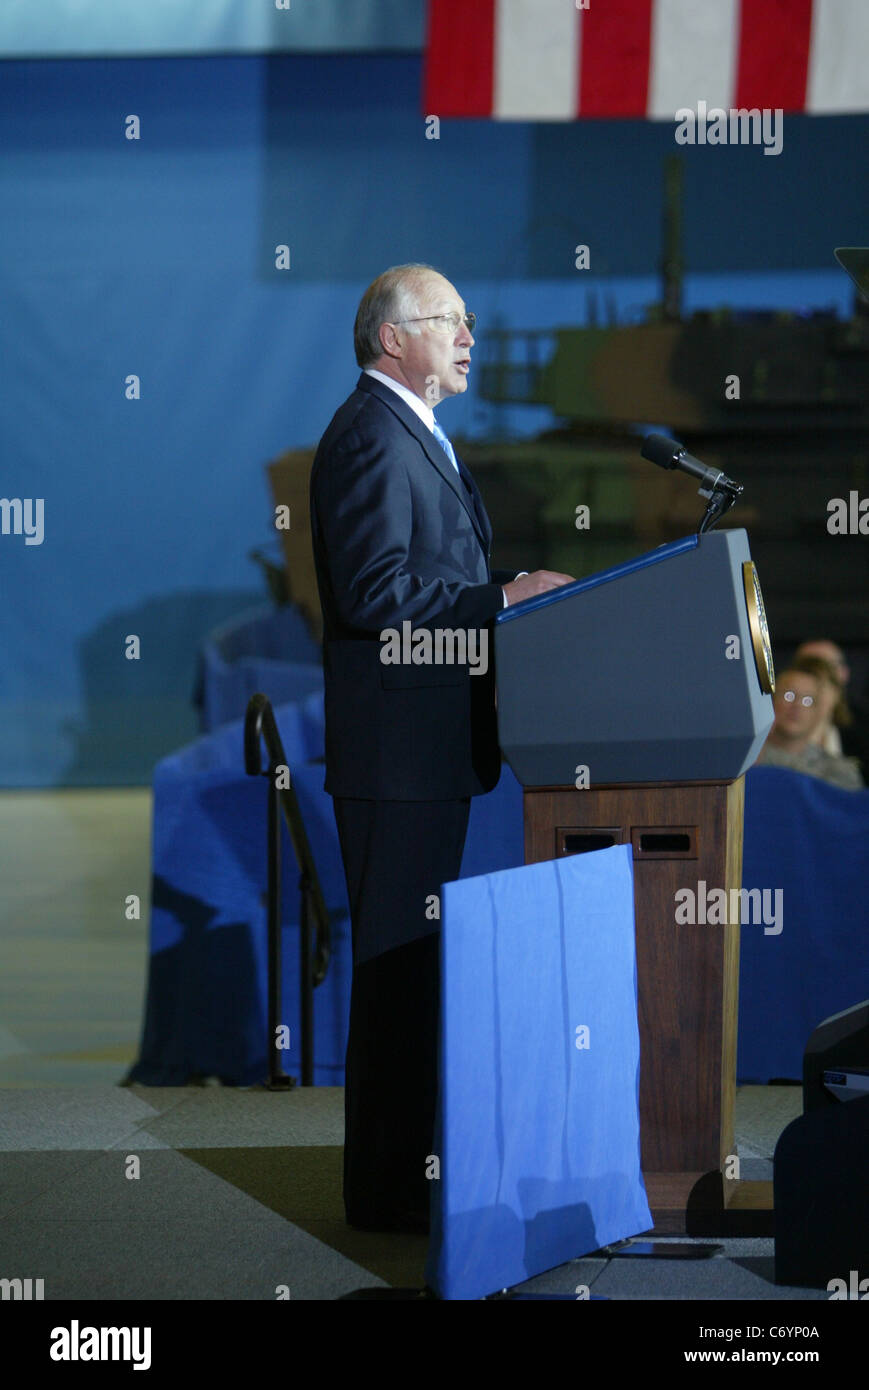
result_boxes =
[364,368,436,433]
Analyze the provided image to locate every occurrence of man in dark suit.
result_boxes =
[310,263,572,1232]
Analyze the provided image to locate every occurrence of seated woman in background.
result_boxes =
[756,656,864,791]
[794,641,854,757]
[795,638,869,781]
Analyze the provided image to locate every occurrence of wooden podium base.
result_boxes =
[525,778,748,1234]
[643,1172,772,1236]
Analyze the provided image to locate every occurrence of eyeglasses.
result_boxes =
[780,690,814,707]
[395,312,476,335]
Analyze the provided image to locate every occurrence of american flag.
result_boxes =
[424,0,869,119]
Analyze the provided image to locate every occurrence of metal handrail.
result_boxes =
[244,692,331,1087]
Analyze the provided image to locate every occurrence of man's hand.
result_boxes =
[502,570,575,606]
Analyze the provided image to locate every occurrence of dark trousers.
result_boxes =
[332,795,471,1224]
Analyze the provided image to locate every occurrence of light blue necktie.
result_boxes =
[431,418,460,475]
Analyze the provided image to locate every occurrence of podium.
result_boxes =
[494,529,775,1231]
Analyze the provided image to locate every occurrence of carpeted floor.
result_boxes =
[0,1081,830,1301]
[0,790,835,1300]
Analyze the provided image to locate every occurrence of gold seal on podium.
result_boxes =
[742,560,775,694]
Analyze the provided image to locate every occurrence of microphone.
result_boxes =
[641,433,742,498]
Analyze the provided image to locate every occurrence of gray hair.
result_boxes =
[353,263,440,368]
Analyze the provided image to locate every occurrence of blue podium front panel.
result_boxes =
[426,844,651,1300]
[495,528,774,785]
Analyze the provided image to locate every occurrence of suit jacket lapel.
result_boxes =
[455,457,493,554]
[357,373,489,555]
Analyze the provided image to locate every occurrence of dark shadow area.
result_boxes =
[732,1255,780,1286]
[180,1144,428,1289]
[125,874,265,1087]
[61,590,262,784]
[528,114,869,275]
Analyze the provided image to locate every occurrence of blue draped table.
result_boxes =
[127,700,523,1086]
[738,766,869,1081]
[129,713,869,1088]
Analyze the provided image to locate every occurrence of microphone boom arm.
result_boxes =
[698,476,743,534]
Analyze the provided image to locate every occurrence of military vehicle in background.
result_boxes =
[462,158,869,664]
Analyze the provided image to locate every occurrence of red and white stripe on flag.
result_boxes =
[424,0,869,118]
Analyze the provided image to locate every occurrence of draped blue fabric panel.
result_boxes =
[425,845,651,1301]
[738,766,869,1082]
